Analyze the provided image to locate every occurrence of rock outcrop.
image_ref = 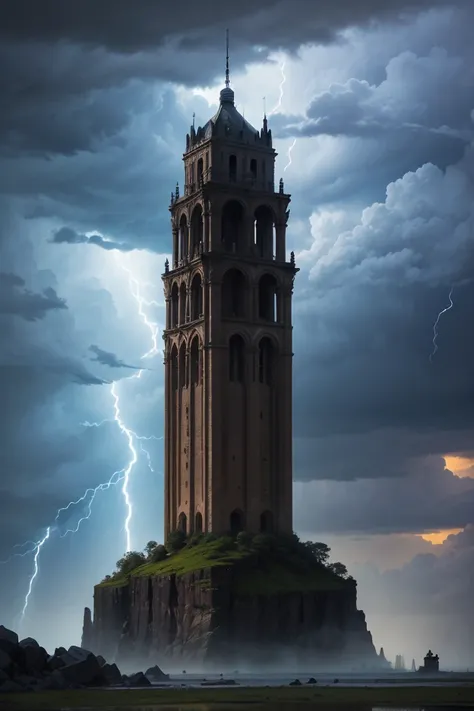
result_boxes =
[88,565,378,670]
[0,625,168,693]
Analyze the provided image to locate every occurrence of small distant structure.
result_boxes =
[418,650,440,673]
[394,654,406,671]
[411,658,417,672]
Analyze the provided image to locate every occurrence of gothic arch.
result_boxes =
[190,271,203,321]
[179,282,187,325]
[179,214,188,262]
[178,512,187,534]
[170,281,179,328]
[258,273,278,322]
[190,203,203,257]
[221,200,245,253]
[170,344,178,391]
[179,342,187,389]
[257,337,275,386]
[190,334,201,386]
[254,205,275,259]
[228,334,245,383]
[195,511,203,533]
[222,268,247,318]
[260,510,274,533]
[230,508,244,535]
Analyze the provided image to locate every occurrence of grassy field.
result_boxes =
[1,683,474,710]
[98,538,345,596]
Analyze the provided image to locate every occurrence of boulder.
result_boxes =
[47,653,66,671]
[19,637,39,648]
[0,669,9,684]
[96,655,106,667]
[23,644,48,674]
[61,653,102,686]
[102,662,122,685]
[0,626,18,645]
[145,664,170,681]
[124,671,151,687]
[0,649,11,672]
[40,669,69,691]
[0,639,25,667]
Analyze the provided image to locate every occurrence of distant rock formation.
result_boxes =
[81,607,94,650]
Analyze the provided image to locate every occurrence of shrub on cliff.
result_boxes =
[236,531,253,549]
[149,544,167,562]
[328,561,348,578]
[166,530,187,553]
[251,533,278,554]
[116,551,147,575]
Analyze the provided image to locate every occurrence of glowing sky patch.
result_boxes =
[419,528,463,545]
[444,455,474,478]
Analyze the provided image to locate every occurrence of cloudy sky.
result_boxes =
[1,0,473,668]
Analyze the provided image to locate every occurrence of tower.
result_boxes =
[162,40,297,539]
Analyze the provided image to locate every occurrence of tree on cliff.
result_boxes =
[166,530,187,553]
[329,562,348,578]
[303,541,331,565]
[116,550,146,575]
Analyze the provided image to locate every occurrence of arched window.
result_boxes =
[179,283,187,325]
[230,509,244,535]
[179,214,188,262]
[170,345,178,391]
[190,204,203,258]
[250,158,257,181]
[195,512,203,533]
[190,336,200,386]
[229,154,237,182]
[258,337,274,386]
[260,510,274,533]
[229,335,245,383]
[221,200,244,253]
[197,157,204,185]
[178,512,187,535]
[254,205,274,259]
[258,274,278,321]
[170,282,179,328]
[179,342,187,389]
[190,273,202,321]
[222,269,246,318]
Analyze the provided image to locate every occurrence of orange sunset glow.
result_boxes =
[444,455,474,478]
[420,528,463,545]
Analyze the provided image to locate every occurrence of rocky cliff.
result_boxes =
[86,564,377,671]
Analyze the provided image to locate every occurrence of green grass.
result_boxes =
[2,683,474,710]
[97,539,345,596]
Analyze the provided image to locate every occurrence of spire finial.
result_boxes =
[225,29,230,88]
[263,96,266,118]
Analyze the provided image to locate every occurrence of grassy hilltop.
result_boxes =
[97,531,350,596]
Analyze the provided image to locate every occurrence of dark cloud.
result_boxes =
[51,227,133,252]
[89,344,139,370]
[0,271,67,321]
[0,0,467,53]
[295,457,474,535]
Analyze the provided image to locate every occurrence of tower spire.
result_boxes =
[225,29,230,88]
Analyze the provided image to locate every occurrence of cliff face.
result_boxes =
[88,566,377,671]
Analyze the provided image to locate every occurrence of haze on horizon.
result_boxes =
[0,0,473,670]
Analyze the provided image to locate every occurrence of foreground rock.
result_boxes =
[0,626,167,693]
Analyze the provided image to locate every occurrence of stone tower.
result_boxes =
[162,47,297,540]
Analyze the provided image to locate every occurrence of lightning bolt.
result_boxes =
[268,59,286,116]
[429,286,454,363]
[20,527,51,624]
[284,138,297,172]
[2,253,163,623]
